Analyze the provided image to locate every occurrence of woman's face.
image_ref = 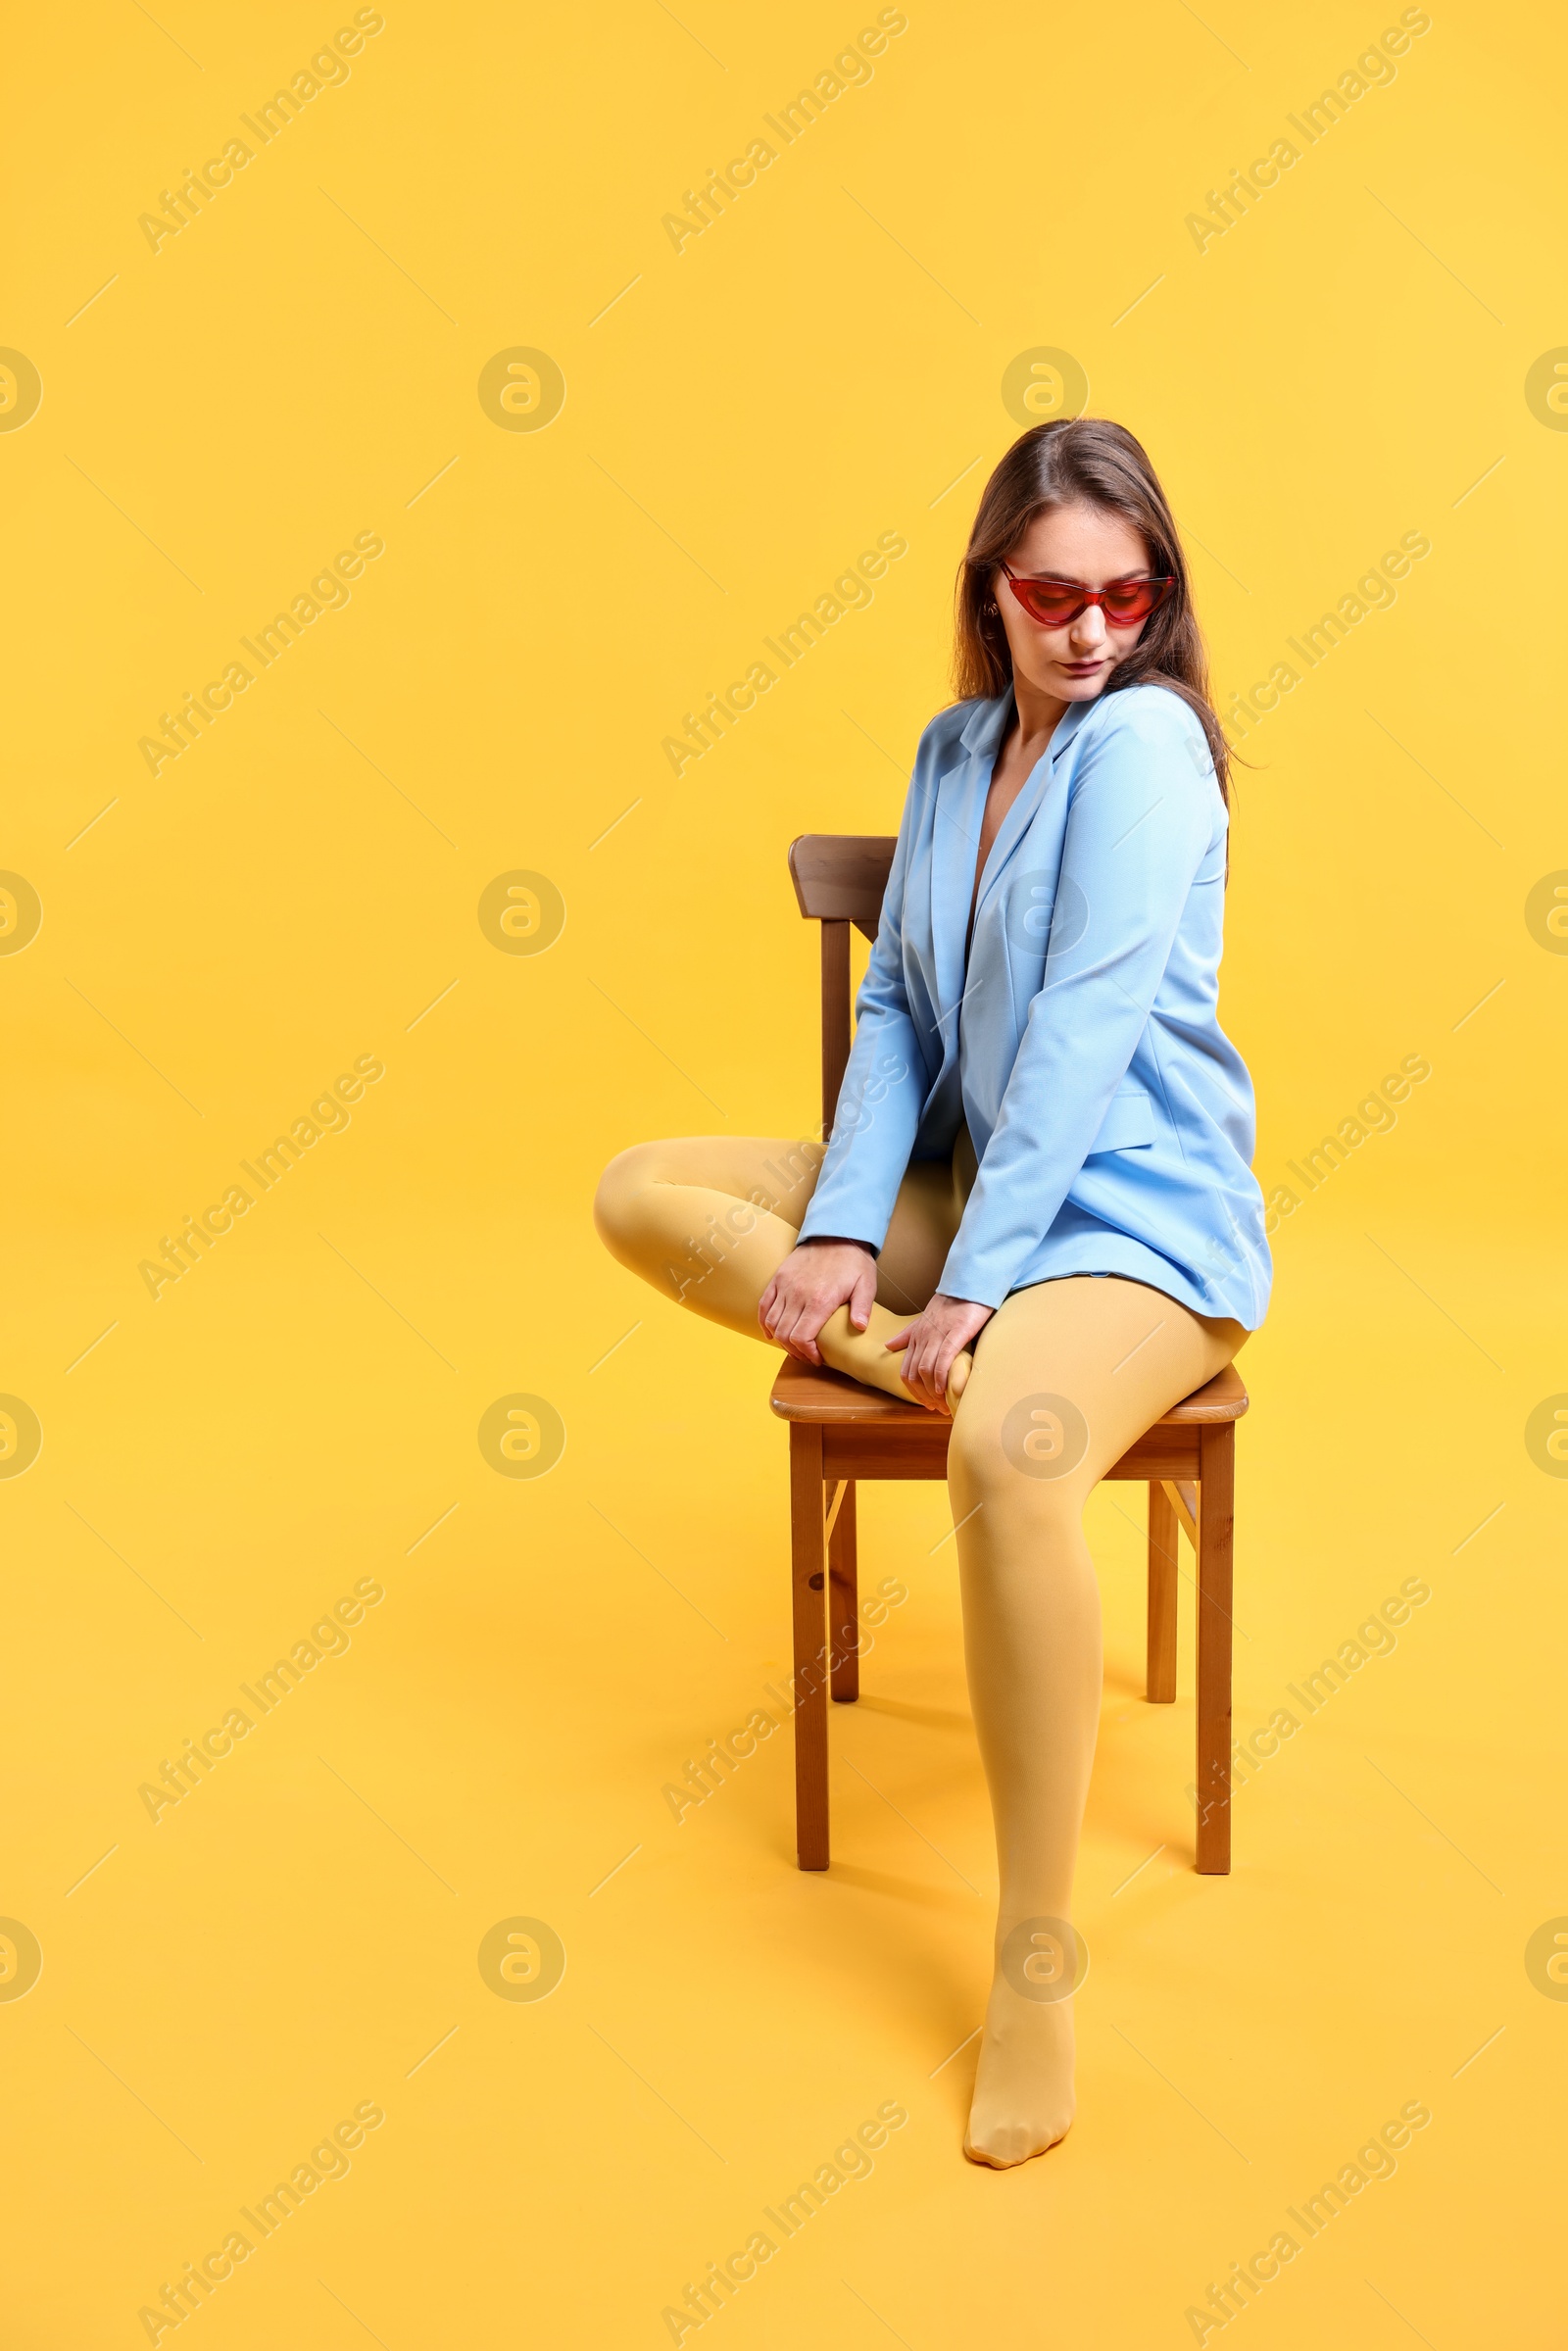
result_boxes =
[993,499,1158,706]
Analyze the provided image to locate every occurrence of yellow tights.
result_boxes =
[594,1131,1245,2167]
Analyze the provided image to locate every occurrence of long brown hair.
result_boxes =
[953,417,1232,803]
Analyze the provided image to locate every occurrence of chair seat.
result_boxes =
[769,1355,1248,1425]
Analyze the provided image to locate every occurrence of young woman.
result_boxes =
[595,417,1271,2167]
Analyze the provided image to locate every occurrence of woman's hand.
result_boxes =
[885,1294,994,1413]
[760,1239,879,1366]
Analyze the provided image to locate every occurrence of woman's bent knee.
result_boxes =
[593,1141,662,1265]
[948,1405,1032,1517]
[948,1397,1087,1526]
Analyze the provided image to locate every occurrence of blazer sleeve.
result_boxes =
[938,687,1220,1309]
[796,734,938,1253]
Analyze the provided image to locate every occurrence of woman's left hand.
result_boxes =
[885,1294,994,1413]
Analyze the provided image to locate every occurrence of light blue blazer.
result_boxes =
[798,682,1272,1328]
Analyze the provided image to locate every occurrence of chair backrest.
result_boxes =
[787,833,897,1141]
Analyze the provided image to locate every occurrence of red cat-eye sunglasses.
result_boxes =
[1001,565,1174,629]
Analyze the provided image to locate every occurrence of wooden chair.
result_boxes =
[770,834,1249,1877]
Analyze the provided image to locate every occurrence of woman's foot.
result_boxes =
[818,1305,975,1414]
[962,1976,1076,2168]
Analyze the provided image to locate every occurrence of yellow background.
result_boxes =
[4,1,1566,2342]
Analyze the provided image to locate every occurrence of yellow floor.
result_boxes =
[7,1199,1562,2345]
[5,1,1562,2340]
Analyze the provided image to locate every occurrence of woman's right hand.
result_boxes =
[760,1239,879,1365]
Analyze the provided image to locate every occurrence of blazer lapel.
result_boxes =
[929,692,1010,1047]
[971,691,1096,924]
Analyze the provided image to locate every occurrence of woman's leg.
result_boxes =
[593,1134,963,1401]
[947,1275,1247,2167]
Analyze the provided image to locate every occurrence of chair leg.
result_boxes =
[789,1424,830,1870]
[1196,1422,1235,1876]
[1147,1479,1178,1703]
[828,1481,859,1703]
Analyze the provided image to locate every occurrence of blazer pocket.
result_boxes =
[1086,1088,1155,1154]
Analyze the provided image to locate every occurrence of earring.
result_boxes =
[982,598,999,616]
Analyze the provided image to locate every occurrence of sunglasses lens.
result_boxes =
[1010,580,1082,625]
[1102,582,1164,623]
